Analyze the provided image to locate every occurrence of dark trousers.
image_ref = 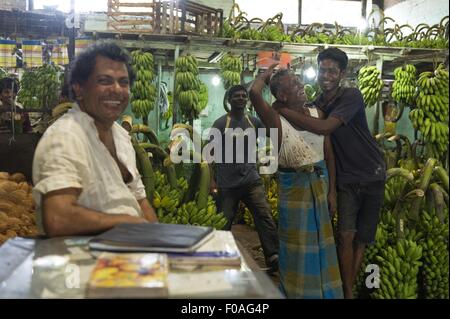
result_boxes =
[217,180,279,263]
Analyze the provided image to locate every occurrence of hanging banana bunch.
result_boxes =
[130,50,157,121]
[17,64,61,109]
[391,64,416,106]
[409,64,449,159]
[358,65,384,107]
[175,55,204,120]
[220,53,242,90]
[198,82,208,111]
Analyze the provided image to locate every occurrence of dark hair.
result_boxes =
[0,77,20,94]
[269,69,291,98]
[68,41,134,99]
[227,85,247,101]
[317,47,348,71]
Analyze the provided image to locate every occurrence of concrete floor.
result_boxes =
[231,224,280,287]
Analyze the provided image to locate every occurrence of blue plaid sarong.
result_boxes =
[277,160,343,299]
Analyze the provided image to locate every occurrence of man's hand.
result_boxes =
[42,188,150,237]
[260,63,279,85]
[138,198,158,223]
[328,191,337,220]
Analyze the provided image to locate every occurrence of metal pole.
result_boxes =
[172,45,180,125]
[156,61,162,134]
[298,0,302,25]
[361,0,368,19]
[68,0,76,62]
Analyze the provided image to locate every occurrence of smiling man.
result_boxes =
[209,85,279,274]
[32,41,157,237]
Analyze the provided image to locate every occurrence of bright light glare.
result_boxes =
[305,67,316,79]
[358,17,368,32]
[212,75,221,87]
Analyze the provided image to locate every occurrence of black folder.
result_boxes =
[88,223,215,253]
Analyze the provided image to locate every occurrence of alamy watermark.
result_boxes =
[169,126,280,175]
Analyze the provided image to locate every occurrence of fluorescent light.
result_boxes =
[212,75,221,86]
[305,66,316,79]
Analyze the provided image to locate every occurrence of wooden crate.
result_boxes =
[107,0,222,36]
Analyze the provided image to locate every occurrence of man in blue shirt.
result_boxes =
[275,48,385,298]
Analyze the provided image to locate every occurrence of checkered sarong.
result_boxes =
[277,160,343,299]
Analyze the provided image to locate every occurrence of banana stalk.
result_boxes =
[131,124,160,146]
[429,183,446,223]
[434,166,449,192]
[409,158,437,221]
[131,135,155,201]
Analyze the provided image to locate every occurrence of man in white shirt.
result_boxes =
[33,41,157,237]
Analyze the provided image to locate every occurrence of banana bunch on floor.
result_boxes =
[130,50,157,119]
[410,64,449,159]
[420,209,449,299]
[354,224,389,298]
[159,195,228,230]
[188,195,228,229]
[17,64,61,109]
[151,170,227,229]
[220,53,242,90]
[152,170,183,214]
[358,66,384,107]
[371,239,422,299]
[175,55,204,120]
[391,64,416,106]
[421,237,449,299]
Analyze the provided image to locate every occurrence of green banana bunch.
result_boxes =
[371,239,422,299]
[354,224,389,298]
[419,207,449,299]
[260,25,287,42]
[162,91,173,121]
[220,53,242,90]
[411,64,449,159]
[240,28,262,40]
[198,82,209,110]
[392,64,416,106]
[358,66,384,107]
[130,50,157,119]
[152,170,184,215]
[175,55,204,120]
[220,19,237,38]
[17,64,61,109]
[384,175,409,210]
[151,170,226,229]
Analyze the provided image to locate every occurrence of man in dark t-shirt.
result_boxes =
[209,85,279,273]
[275,48,385,298]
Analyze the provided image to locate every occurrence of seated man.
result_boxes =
[0,77,32,134]
[32,41,157,237]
